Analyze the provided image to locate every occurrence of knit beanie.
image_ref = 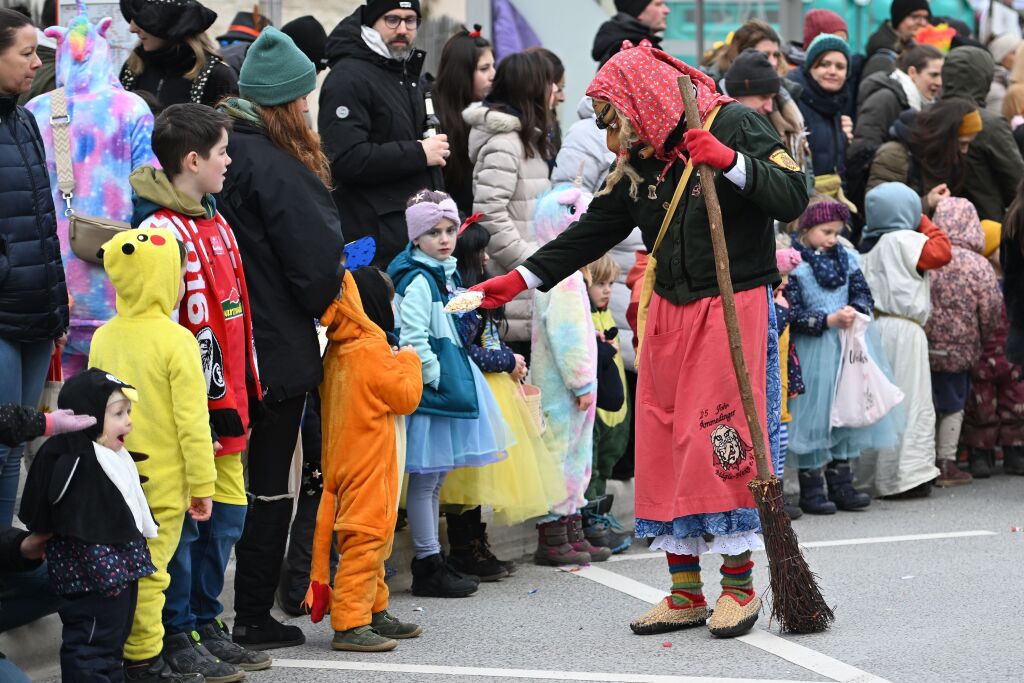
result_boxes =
[802,33,851,73]
[891,0,930,29]
[615,0,653,18]
[363,0,421,27]
[239,27,317,106]
[725,49,781,97]
[803,9,848,50]
[281,15,328,72]
[799,199,849,232]
[989,33,1021,65]
[120,0,216,41]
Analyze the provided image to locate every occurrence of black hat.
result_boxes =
[120,0,217,41]
[281,15,329,73]
[614,0,653,18]
[725,49,781,97]
[217,11,272,44]
[56,369,138,442]
[891,0,930,29]
[362,0,421,28]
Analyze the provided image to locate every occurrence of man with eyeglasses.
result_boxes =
[861,0,931,84]
[320,0,450,266]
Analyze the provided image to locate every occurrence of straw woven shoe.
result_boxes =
[629,597,709,635]
[707,593,761,637]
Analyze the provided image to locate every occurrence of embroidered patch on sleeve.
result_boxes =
[769,149,800,172]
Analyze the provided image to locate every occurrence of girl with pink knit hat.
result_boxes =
[784,197,901,515]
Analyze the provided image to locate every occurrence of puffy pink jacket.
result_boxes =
[924,198,1002,373]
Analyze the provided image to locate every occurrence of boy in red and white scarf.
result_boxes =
[130,103,270,675]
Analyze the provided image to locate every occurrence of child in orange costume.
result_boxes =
[306,269,424,652]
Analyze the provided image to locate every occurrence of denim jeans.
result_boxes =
[163,503,246,634]
[0,656,31,683]
[0,338,53,527]
[0,562,61,633]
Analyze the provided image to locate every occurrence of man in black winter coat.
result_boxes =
[592,0,669,68]
[318,0,449,266]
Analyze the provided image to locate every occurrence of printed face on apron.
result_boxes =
[710,423,753,480]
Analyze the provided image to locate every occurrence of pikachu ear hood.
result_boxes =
[100,228,183,318]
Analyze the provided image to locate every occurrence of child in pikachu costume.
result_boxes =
[307,269,424,652]
[89,228,217,669]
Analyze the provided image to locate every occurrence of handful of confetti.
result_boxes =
[444,290,483,314]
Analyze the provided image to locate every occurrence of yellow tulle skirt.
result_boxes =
[439,373,567,526]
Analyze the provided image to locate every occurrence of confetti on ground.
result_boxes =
[528,588,539,594]
[901,575,915,580]
[662,642,672,648]
[412,606,424,612]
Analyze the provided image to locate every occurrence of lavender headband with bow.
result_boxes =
[406,197,460,241]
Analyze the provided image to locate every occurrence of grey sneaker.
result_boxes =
[198,620,272,672]
[370,610,422,639]
[331,625,397,652]
[163,631,245,683]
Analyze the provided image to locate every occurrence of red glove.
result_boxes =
[307,580,331,623]
[469,270,528,308]
[684,129,737,170]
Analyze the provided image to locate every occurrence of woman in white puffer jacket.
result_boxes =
[466,51,555,344]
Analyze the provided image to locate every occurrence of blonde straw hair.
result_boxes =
[598,107,644,200]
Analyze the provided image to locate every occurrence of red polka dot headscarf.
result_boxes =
[586,40,733,164]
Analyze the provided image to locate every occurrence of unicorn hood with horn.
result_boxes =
[26,0,157,374]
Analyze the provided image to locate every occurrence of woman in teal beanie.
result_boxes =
[216,25,347,651]
[789,34,853,186]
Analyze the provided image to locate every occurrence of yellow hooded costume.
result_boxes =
[89,228,216,661]
[306,271,422,632]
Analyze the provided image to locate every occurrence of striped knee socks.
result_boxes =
[666,552,706,609]
[720,551,755,604]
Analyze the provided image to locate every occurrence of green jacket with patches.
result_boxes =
[524,102,808,306]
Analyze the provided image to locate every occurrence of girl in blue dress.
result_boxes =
[785,198,901,514]
[387,190,511,598]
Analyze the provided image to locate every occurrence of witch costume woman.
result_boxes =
[19,369,158,680]
[470,42,808,637]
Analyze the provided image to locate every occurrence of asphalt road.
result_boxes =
[223,472,1023,683]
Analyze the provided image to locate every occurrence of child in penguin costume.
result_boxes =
[20,368,159,681]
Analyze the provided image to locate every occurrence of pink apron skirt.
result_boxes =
[635,288,770,522]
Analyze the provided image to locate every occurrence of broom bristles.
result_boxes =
[749,476,835,634]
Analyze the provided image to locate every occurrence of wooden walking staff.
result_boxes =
[677,76,834,634]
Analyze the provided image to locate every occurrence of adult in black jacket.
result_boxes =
[860,0,931,84]
[591,0,668,68]
[0,9,68,530]
[119,0,237,108]
[319,1,448,266]
[216,28,344,651]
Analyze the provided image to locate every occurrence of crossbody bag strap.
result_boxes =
[49,87,75,215]
[649,104,723,257]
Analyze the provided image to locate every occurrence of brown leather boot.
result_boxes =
[566,513,611,562]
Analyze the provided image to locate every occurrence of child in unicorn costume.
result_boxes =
[528,184,608,566]
[27,2,156,376]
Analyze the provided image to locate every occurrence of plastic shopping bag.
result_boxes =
[830,313,904,428]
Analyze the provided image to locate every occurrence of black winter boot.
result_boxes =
[825,461,871,510]
[969,448,995,478]
[477,522,516,575]
[411,553,478,597]
[1002,446,1024,475]
[124,656,203,682]
[446,508,508,581]
[799,468,837,515]
[779,478,803,519]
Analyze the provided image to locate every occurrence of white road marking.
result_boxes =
[271,659,821,682]
[607,530,998,563]
[571,565,890,683]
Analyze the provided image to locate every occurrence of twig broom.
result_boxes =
[678,75,834,634]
